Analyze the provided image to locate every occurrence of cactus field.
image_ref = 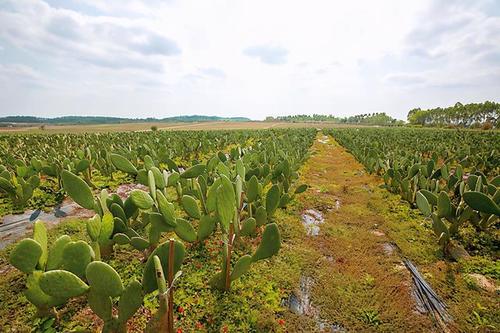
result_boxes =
[0,127,498,332]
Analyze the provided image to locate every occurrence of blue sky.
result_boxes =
[0,0,499,120]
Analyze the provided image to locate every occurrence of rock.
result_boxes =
[446,242,470,261]
[466,274,499,293]
[371,230,385,237]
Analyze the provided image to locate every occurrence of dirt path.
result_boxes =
[280,134,437,332]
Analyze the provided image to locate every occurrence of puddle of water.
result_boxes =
[382,242,397,256]
[287,275,315,316]
[318,136,330,144]
[335,199,341,210]
[284,275,346,332]
[0,198,95,249]
[302,209,325,236]
[0,184,146,249]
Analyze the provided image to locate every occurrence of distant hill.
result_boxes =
[0,115,251,125]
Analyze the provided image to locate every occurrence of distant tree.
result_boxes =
[406,101,499,128]
[151,125,158,131]
[273,112,400,126]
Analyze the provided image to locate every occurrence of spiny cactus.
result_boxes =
[463,191,500,216]
[37,261,143,333]
[61,170,95,210]
[8,221,94,317]
[416,171,500,252]
[143,240,185,333]
[0,162,40,210]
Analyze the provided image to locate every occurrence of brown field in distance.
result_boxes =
[0,121,367,134]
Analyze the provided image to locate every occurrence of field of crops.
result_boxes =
[0,126,498,332]
[326,128,499,257]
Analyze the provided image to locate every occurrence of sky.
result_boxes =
[0,0,499,120]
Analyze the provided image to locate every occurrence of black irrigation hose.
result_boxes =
[403,258,453,332]
[389,242,453,331]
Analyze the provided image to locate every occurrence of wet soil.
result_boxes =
[0,183,147,249]
[282,134,437,332]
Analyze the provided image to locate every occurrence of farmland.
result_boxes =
[0,126,498,333]
[0,121,367,135]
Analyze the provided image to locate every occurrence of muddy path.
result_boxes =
[0,183,148,250]
[280,134,439,332]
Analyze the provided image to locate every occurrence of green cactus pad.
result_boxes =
[9,238,43,274]
[235,176,243,208]
[437,191,452,218]
[278,193,291,208]
[62,241,94,278]
[33,221,48,270]
[252,223,281,262]
[205,178,221,213]
[246,176,259,202]
[416,192,431,217]
[240,218,257,236]
[86,261,124,297]
[61,170,95,210]
[181,195,201,219]
[147,170,156,201]
[113,217,127,234]
[208,271,225,290]
[86,215,101,242]
[123,196,138,219]
[181,164,206,179]
[167,171,180,186]
[118,280,143,323]
[149,212,173,232]
[130,190,154,210]
[255,206,267,226]
[151,167,165,189]
[98,212,115,244]
[88,289,112,321]
[130,237,150,250]
[39,270,89,299]
[294,184,308,194]
[113,233,131,245]
[216,175,235,231]
[155,190,177,227]
[420,189,438,206]
[431,213,449,238]
[463,191,500,216]
[0,177,15,193]
[24,271,67,308]
[174,218,197,243]
[197,215,217,241]
[110,153,137,175]
[110,203,127,224]
[137,169,148,186]
[408,164,420,178]
[46,235,71,271]
[230,255,252,281]
[142,240,185,293]
[265,185,280,216]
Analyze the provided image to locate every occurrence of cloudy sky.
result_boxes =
[0,0,499,120]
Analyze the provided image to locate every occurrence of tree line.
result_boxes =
[0,115,251,125]
[266,112,403,126]
[407,101,499,128]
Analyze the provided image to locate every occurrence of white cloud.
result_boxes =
[243,45,289,65]
[0,0,498,120]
